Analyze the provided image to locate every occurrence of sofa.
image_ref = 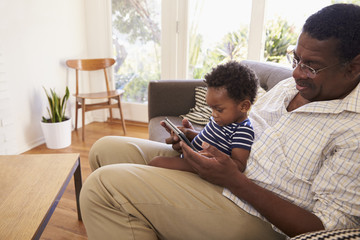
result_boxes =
[148,60,293,142]
[147,60,360,239]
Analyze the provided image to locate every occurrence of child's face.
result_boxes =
[206,87,249,127]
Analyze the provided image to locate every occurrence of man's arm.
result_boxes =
[181,142,324,237]
[149,156,196,173]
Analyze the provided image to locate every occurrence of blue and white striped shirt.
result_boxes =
[191,117,254,156]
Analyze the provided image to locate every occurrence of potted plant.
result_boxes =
[40,86,72,149]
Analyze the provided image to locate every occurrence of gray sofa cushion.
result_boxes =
[241,60,293,90]
[180,86,212,125]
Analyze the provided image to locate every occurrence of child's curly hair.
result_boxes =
[204,61,259,104]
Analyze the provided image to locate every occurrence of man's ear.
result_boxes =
[347,53,360,79]
[239,100,251,112]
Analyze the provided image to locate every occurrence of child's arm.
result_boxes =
[149,156,196,173]
[230,148,250,172]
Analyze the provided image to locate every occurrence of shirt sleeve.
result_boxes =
[191,123,212,152]
[311,128,360,229]
[231,126,255,151]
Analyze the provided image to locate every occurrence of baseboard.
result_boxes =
[106,118,149,128]
[19,136,45,154]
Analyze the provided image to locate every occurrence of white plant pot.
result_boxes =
[40,118,72,149]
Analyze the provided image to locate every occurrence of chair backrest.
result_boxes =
[66,58,116,95]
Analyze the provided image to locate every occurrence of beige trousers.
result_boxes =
[80,136,285,240]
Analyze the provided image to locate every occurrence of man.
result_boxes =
[80,4,360,240]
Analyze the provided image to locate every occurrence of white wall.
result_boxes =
[0,0,275,154]
[0,0,88,154]
[81,0,115,123]
[0,0,143,154]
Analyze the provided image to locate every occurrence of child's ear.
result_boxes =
[239,100,251,112]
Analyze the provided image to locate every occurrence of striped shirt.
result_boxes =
[223,78,360,234]
[191,117,254,155]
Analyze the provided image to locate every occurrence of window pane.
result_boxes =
[188,0,252,79]
[264,0,332,64]
[112,0,161,103]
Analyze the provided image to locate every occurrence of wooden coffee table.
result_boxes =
[0,153,82,240]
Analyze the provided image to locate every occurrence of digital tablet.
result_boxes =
[164,117,197,151]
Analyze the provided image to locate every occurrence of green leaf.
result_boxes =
[42,86,70,122]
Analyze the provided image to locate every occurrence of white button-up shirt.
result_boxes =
[223,77,360,233]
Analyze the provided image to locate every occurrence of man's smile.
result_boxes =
[295,80,311,92]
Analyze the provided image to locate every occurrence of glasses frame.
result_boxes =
[286,51,344,78]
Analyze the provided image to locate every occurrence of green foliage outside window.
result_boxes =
[112,0,301,102]
[189,17,298,79]
[112,0,160,103]
[264,18,298,63]
[332,0,360,4]
[190,28,249,79]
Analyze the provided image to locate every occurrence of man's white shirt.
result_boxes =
[223,77,360,233]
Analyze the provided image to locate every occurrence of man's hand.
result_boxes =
[181,141,241,187]
[161,118,198,152]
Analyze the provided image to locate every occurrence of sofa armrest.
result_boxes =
[148,79,206,121]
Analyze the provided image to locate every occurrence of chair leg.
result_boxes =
[75,101,79,130]
[108,99,113,121]
[117,95,127,135]
[81,100,85,141]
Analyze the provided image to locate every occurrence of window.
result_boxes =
[188,0,252,79]
[112,0,161,103]
[264,0,332,64]
[110,0,355,119]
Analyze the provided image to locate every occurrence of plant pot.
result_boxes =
[40,118,72,149]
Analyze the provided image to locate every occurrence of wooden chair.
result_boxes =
[66,58,126,141]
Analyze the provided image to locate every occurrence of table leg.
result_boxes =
[74,157,82,221]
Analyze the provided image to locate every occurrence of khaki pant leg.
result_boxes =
[80,164,285,240]
[89,136,179,170]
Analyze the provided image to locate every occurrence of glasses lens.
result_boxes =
[287,51,318,78]
[297,63,316,78]
[299,63,318,78]
[287,53,294,66]
[287,53,297,69]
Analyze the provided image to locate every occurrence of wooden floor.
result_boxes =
[24,121,149,240]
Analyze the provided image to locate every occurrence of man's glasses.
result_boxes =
[286,51,344,78]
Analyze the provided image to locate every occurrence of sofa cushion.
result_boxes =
[290,228,360,240]
[180,86,212,125]
[180,86,268,126]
